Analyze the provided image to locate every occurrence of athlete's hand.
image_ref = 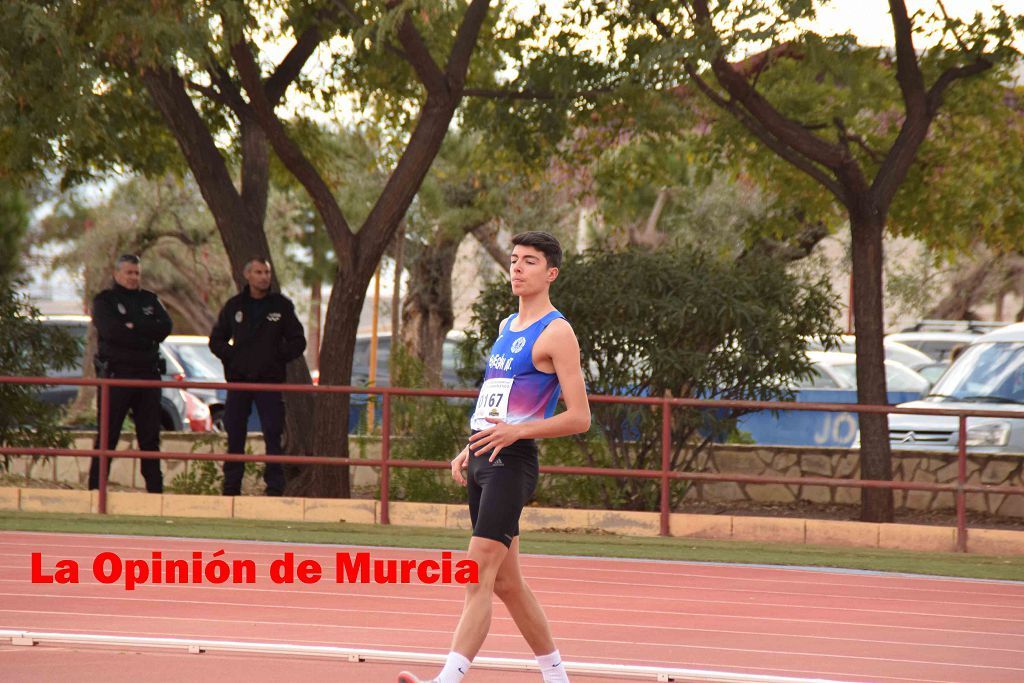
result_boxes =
[451,448,469,486]
[469,418,522,462]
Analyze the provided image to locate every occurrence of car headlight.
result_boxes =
[965,421,1010,447]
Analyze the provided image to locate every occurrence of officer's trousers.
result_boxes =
[88,383,164,493]
[222,389,286,496]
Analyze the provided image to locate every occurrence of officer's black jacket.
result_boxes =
[92,283,173,376]
[209,286,306,382]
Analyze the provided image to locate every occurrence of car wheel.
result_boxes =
[211,407,226,433]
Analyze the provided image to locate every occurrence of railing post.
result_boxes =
[380,391,391,525]
[98,380,110,515]
[660,398,671,537]
[956,413,968,552]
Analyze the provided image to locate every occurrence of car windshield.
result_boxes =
[829,361,928,393]
[169,342,224,380]
[929,342,1024,402]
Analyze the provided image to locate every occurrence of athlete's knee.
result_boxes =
[493,574,525,602]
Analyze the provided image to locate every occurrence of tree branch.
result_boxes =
[463,87,608,100]
[390,1,448,94]
[685,0,848,172]
[446,0,491,86]
[936,0,971,53]
[889,0,928,120]
[835,117,884,163]
[469,221,507,268]
[230,39,354,255]
[678,64,847,203]
[873,57,991,210]
[329,0,409,62]
[206,61,252,119]
[140,65,271,286]
[265,24,323,105]
[926,58,993,114]
[356,0,492,261]
[185,80,231,109]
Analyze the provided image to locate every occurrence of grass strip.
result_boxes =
[2,511,1022,581]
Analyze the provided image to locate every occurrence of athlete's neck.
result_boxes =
[515,293,555,327]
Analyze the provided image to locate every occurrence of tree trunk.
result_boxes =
[308,277,321,372]
[142,67,316,479]
[154,285,217,335]
[849,207,894,523]
[401,234,460,385]
[286,264,370,498]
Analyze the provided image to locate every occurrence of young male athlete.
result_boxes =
[399,231,591,683]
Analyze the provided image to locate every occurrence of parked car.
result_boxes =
[912,360,951,386]
[161,334,227,429]
[806,335,932,371]
[351,332,471,388]
[885,331,979,362]
[735,351,930,448]
[889,323,1024,453]
[38,315,211,432]
[804,351,931,394]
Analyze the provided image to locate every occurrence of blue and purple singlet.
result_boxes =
[470,310,564,431]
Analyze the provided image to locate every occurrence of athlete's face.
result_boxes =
[509,245,557,297]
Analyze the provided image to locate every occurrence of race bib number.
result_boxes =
[471,378,514,431]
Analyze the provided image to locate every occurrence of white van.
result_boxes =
[889,322,1024,453]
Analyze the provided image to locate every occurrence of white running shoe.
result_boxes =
[397,672,436,683]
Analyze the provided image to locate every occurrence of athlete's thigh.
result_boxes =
[472,460,530,546]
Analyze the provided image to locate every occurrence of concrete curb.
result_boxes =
[3,486,1023,555]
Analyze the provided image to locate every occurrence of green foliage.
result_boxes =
[0,284,81,460]
[463,246,841,510]
[169,459,223,495]
[387,344,471,504]
[168,433,262,494]
[0,182,29,283]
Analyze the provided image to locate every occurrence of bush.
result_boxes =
[0,282,81,468]
[387,344,471,504]
[462,246,840,511]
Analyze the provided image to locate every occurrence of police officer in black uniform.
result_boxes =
[90,254,173,494]
[209,256,306,496]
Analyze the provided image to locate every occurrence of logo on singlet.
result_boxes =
[510,336,526,353]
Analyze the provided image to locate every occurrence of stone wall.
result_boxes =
[2,432,382,492]
[685,444,1024,518]
[4,434,1023,517]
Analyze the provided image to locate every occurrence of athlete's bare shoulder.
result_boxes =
[533,317,579,373]
[542,317,575,339]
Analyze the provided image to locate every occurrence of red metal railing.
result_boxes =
[2,375,1023,552]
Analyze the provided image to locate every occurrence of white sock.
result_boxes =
[436,651,471,683]
[536,649,569,682]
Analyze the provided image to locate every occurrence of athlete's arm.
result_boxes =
[469,319,591,459]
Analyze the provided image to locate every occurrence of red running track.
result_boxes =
[0,531,1022,682]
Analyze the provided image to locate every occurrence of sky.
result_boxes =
[808,0,1024,46]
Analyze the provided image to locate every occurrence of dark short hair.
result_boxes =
[243,256,271,274]
[116,254,140,267]
[511,231,562,269]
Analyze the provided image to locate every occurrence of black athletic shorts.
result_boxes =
[467,436,539,548]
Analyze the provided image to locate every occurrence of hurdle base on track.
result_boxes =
[0,629,849,682]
